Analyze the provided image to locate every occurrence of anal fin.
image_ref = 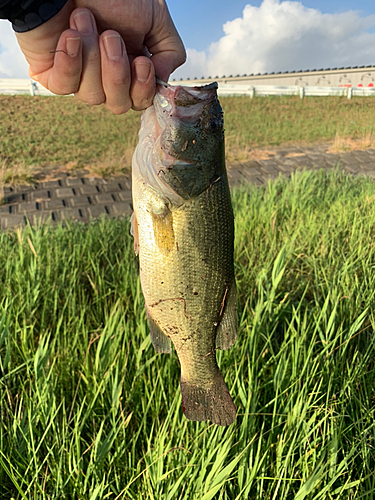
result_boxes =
[216,282,238,350]
[145,307,171,354]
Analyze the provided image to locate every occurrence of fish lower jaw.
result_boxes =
[157,145,193,170]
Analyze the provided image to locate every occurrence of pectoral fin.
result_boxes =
[215,282,238,350]
[145,306,171,354]
[130,212,139,256]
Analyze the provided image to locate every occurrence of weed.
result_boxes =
[0,170,375,498]
[4,94,375,174]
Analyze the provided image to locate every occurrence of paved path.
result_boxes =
[1,143,375,230]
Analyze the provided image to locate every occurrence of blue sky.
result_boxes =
[1,0,375,80]
[167,0,375,52]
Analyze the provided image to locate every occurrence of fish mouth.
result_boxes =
[154,81,218,131]
[133,81,220,206]
[152,82,219,166]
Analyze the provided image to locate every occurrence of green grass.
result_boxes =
[1,169,375,498]
[2,94,375,175]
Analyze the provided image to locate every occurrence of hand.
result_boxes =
[15,0,186,113]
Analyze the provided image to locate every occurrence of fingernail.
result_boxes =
[66,37,81,58]
[103,34,123,62]
[135,63,151,83]
[73,11,95,34]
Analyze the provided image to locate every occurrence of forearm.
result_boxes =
[0,0,68,32]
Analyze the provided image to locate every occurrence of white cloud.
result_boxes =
[172,48,207,81]
[172,0,375,80]
[0,20,29,78]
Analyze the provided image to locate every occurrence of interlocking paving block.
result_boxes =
[29,213,54,225]
[358,163,375,171]
[227,170,247,186]
[325,153,340,161]
[259,164,279,175]
[85,177,106,185]
[240,169,263,181]
[93,193,116,203]
[275,163,295,173]
[66,177,85,187]
[3,145,375,231]
[16,202,40,213]
[101,182,123,193]
[67,196,91,208]
[251,177,266,186]
[87,205,108,218]
[258,160,279,168]
[79,185,100,195]
[30,190,50,201]
[307,161,330,169]
[116,176,131,189]
[343,165,360,174]
[365,170,375,178]
[114,175,131,182]
[305,153,325,161]
[262,173,280,182]
[44,198,66,209]
[13,184,37,193]
[0,215,25,229]
[109,202,132,216]
[285,156,312,166]
[6,193,25,203]
[59,208,85,221]
[247,160,263,170]
[348,155,367,164]
[56,188,75,198]
[41,180,62,189]
[117,191,132,202]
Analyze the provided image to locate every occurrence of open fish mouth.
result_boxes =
[133,81,221,206]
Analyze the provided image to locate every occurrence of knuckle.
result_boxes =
[111,73,130,88]
[49,78,80,96]
[177,49,187,67]
[179,49,187,66]
[106,102,132,115]
[75,91,105,106]
[132,95,153,112]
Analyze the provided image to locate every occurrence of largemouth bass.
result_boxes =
[131,81,237,426]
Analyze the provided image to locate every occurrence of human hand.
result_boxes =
[15,0,186,113]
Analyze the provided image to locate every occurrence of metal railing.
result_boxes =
[213,84,375,99]
[2,78,375,99]
[0,79,54,96]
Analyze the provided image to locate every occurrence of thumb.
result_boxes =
[151,47,185,83]
[145,3,186,81]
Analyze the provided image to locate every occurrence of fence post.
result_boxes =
[29,81,35,96]
[299,86,304,99]
[347,87,352,100]
[249,86,255,99]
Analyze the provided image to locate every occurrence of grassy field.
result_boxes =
[1,169,374,499]
[2,94,375,182]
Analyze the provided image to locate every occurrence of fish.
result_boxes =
[131,80,237,426]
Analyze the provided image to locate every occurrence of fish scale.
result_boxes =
[132,81,237,426]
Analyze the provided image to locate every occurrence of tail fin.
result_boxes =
[180,371,236,426]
